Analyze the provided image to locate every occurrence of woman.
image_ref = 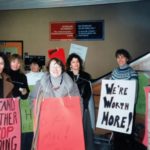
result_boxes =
[111,49,137,80]
[111,49,138,150]
[30,57,82,149]
[26,58,44,86]
[0,52,14,98]
[30,57,81,99]
[8,54,30,99]
[66,53,94,150]
[66,53,91,109]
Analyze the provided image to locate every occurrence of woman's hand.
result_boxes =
[19,88,27,95]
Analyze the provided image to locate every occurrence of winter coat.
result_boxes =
[0,73,14,98]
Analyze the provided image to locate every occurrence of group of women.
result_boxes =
[0,48,139,150]
[0,53,29,99]
[0,52,94,150]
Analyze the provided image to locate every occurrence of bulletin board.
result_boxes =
[0,40,23,58]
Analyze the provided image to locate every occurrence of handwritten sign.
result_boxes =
[96,80,136,134]
[136,73,148,114]
[20,100,33,133]
[143,87,150,146]
[69,43,88,62]
[0,98,21,150]
[36,96,85,150]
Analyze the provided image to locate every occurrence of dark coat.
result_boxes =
[1,73,14,98]
[67,70,95,150]
[8,70,30,99]
[67,70,91,109]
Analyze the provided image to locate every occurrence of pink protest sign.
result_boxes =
[36,96,85,150]
[0,98,21,150]
[143,87,150,147]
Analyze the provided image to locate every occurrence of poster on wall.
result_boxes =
[0,41,23,58]
[50,20,104,40]
[96,79,136,134]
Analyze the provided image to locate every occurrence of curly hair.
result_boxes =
[66,53,83,71]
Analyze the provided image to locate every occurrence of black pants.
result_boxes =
[21,132,33,150]
[83,109,95,150]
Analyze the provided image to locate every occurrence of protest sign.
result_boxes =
[69,43,88,62]
[136,73,148,114]
[35,96,85,150]
[96,80,136,134]
[20,100,33,133]
[0,98,21,150]
[143,87,150,147]
[20,85,34,133]
[148,93,150,150]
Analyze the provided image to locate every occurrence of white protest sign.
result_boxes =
[69,43,88,62]
[96,79,136,134]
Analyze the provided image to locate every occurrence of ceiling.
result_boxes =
[0,0,140,10]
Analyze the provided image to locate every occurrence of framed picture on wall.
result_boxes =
[0,40,23,58]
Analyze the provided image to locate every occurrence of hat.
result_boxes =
[48,48,66,65]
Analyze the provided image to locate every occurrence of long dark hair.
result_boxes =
[66,53,83,71]
[0,52,10,74]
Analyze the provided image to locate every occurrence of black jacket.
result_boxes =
[8,70,30,99]
[67,70,91,109]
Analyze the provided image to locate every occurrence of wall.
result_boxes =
[0,0,150,79]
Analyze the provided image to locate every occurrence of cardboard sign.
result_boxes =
[136,73,149,114]
[143,87,150,147]
[48,48,66,65]
[0,98,21,150]
[148,93,150,149]
[36,96,85,150]
[20,100,33,133]
[96,80,136,134]
[69,43,88,62]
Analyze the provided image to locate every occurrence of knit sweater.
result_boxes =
[111,65,137,80]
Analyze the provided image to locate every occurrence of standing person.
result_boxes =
[66,53,94,150]
[8,54,30,100]
[0,52,14,98]
[26,58,44,86]
[8,54,30,150]
[26,58,44,150]
[111,49,138,150]
[30,57,81,100]
[30,57,82,149]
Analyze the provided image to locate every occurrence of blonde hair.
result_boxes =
[9,54,24,72]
